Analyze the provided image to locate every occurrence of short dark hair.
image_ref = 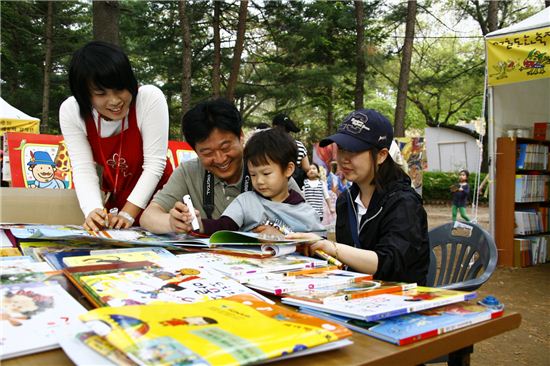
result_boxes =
[460,169,470,178]
[244,128,298,171]
[69,41,138,120]
[181,98,243,148]
[272,113,300,133]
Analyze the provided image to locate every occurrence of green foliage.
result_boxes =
[422,171,487,203]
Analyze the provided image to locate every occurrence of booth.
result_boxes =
[0,97,40,136]
[485,7,550,236]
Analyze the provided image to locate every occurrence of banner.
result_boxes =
[0,119,40,136]
[486,27,550,86]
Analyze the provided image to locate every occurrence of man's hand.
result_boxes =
[169,201,201,233]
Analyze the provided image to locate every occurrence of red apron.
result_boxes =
[85,102,172,224]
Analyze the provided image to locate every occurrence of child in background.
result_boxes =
[303,163,335,222]
[179,128,325,236]
[451,169,471,222]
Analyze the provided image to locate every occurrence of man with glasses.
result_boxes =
[140,98,301,234]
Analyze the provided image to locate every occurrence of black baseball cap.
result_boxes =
[320,109,393,152]
[272,113,300,133]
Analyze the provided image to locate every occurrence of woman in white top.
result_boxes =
[59,41,172,231]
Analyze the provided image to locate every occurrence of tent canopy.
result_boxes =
[0,97,40,136]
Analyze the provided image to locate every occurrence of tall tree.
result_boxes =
[93,1,120,44]
[226,0,248,101]
[212,0,221,97]
[354,0,365,109]
[394,0,416,137]
[41,1,54,133]
[178,0,192,121]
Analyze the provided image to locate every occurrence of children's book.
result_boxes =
[0,282,87,360]
[167,140,196,170]
[79,293,352,366]
[245,269,373,296]
[0,247,21,256]
[44,249,93,270]
[300,300,504,346]
[283,281,418,304]
[176,252,328,282]
[0,256,54,273]
[64,259,273,308]
[5,132,73,189]
[18,241,103,262]
[62,247,176,267]
[282,286,477,322]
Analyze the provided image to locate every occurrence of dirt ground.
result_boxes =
[424,203,549,366]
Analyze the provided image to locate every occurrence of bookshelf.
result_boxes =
[495,137,550,267]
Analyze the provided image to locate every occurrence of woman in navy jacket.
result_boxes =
[288,109,429,285]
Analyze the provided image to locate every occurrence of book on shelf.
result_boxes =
[514,174,549,203]
[175,252,329,282]
[515,143,549,170]
[0,282,87,360]
[282,286,477,322]
[245,268,373,296]
[300,300,504,346]
[533,122,550,141]
[63,258,272,308]
[513,235,549,267]
[78,293,353,366]
[282,281,417,304]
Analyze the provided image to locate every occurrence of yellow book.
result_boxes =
[80,294,352,365]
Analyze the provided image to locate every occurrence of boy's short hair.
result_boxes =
[69,41,138,120]
[181,98,243,148]
[244,127,298,170]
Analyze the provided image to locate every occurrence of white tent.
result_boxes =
[0,97,40,136]
[485,7,550,236]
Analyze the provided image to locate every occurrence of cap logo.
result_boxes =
[378,136,387,142]
[340,112,370,134]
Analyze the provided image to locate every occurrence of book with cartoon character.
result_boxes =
[63,259,273,308]
[5,132,73,189]
[300,301,504,346]
[79,293,352,365]
[282,286,477,322]
[0,282,87,359]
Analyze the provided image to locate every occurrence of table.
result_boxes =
[3,311,521,366]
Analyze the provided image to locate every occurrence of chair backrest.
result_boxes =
[426,221,498,291]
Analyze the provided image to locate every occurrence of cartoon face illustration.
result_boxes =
[26,150,66,189]
[29,163,56,183]
[1,289,54,326]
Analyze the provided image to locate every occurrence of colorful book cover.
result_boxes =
[283,281,418,304]
[64,259,272,308]
[0,257,53,273]
[246,269,373,296]
[283,286,477,322]
[63,247,175,267]
[176,252,328,282]
[5,132,73,189]
[0,247,21,256]
[0,282,87,360]
[167,140,196,170]
[79,293,352,366]
[301,301,504,346]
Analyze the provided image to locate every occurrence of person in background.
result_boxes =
[272,114,311,188]
[450,169,471,222]
[178,128,324,236]
[326,161,339,194]
[288,109,430,285]
[389,139,409,174]
[140,99,302,234]
[59,41,172,231]
[303,163,335,222]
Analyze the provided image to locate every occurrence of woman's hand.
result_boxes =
[109,212,134,230]
[84,208,108,232]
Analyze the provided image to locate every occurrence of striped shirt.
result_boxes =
[296,140,307,166]
[302,178,329,219]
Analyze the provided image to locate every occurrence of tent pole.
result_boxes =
[488,86,495,237]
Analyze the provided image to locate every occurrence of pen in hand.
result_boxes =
[314,249,344,269]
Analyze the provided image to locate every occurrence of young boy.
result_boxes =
[180,128,325,235]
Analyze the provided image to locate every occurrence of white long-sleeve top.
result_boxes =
[59,85,169,217]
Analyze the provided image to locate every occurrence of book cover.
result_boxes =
[176,252,328,282]
[167,140,196,170]
[79,293,352,366]
[0,282,87,360]
[5,132,73,189]
[246,269,373,296]
[64,259,272,308]
[533,122,549,141]
[283,286,477,322]
[62,247,176,267]
[283,281,418,304]
[301,301,504,346]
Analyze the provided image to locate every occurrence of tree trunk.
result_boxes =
[394,0,416,138]
[179,0,192,126]
[226,0,248,102]
[487,1,498,33]
[93,1,120,45]
[212,0,221,97]
[354,0,365,109]
[41,1,54,133]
